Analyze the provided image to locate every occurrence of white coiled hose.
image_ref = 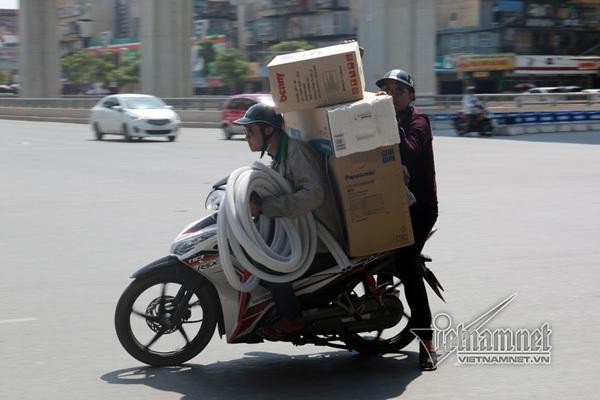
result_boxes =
[217,161,351,292]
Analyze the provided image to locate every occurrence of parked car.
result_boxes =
[524,87,561,94]
[90,94,181,142]
[221,93,273,139]
[521,86,581,103]
[582,88,600,100]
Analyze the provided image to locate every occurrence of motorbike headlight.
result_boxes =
[205,189,225,210]
[173,229,217,256]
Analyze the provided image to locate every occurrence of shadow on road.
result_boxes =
[434,129,600,145]
[86,138,175,143]
[101,350,422,399]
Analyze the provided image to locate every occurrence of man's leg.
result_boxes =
[398,206,438,369]
[261,281,302,320]
[396,244,432,340]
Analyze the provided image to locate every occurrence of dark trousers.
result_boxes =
[397,205,438,340]
[261,253,336,320]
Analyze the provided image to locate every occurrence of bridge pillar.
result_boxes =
[358,0,436,95]
[140,0,193,97]
[18,0,60,97]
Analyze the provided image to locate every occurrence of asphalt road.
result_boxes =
[1,120,599,399]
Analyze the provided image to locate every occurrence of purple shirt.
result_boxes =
[397,106,438,210]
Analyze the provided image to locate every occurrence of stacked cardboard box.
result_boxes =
[267,42,364,113]
[267,42,414,257]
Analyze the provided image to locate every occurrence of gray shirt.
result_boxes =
[262,136,343,251]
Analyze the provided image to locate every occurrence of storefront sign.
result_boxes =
[513,55,598,75]
[434,55,457,72]
[456,54,515,72]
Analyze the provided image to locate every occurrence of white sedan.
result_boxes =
[90,94,181,141]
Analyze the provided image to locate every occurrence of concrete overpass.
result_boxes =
[358,0,436,95]
[18,0,435,98]
[18,0,192,98]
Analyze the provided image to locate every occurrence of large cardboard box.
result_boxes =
[284,92,399,157]
[268,42,365,113]
[329,145,414,257]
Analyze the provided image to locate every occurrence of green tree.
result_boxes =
[198,40,216,77]
[214,48,250,93]
[61,50,96,88]
[61,50,119,91]
[110,58,140,91]
[266,40,314,64]
[93,53,117,88]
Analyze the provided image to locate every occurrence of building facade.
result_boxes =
[437,0,600,93]
[0,9,18,80]
[192,0,358,93]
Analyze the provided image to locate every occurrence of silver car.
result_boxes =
[90,94,181,141]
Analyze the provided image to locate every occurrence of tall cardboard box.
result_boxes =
[329,145,414,257]
[284,92,399,157]
[268,42,365,113]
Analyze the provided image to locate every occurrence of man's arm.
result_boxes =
[261,144,325,218]
[399,115,431,168]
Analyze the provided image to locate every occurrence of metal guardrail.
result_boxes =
[428,110,600,123]
[414,93,600,111]
[0,95,229,110]
[0,93,599,111]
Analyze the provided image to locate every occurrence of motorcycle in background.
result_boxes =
[454,104,494,136]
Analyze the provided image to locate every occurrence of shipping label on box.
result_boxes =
[268,42,365,113]
[283,93,400,157]
[329,145,414,257]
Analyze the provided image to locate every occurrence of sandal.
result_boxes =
[419,345,438,371]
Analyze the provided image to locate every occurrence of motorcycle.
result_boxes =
[114,177,444,366]
[454,104,494,136]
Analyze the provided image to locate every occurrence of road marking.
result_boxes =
[0,317,38,324]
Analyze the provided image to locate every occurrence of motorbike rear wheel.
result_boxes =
[341,270,414,354]
[115,268,217,366]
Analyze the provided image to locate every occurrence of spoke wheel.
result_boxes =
[342,270,414,355]
[115,268,217,366]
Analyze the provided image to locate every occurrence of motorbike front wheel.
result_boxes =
[115,268,217,366]
[341,269,415,355]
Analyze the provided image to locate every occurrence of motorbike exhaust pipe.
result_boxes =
[301,296,404,335]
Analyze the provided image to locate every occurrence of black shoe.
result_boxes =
[419,346,438,371]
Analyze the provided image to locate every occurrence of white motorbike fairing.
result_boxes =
[170,213,372,342]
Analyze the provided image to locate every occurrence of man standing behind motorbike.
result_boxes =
[376,69,439,371]
[233,103,343,339]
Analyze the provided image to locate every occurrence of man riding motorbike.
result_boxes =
[462,85,484,117]
[233,103,343,339]
[456,86,493,135]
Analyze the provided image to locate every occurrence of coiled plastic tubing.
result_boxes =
[217,161,351,292]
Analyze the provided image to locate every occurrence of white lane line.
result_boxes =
[0,317,38,324]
